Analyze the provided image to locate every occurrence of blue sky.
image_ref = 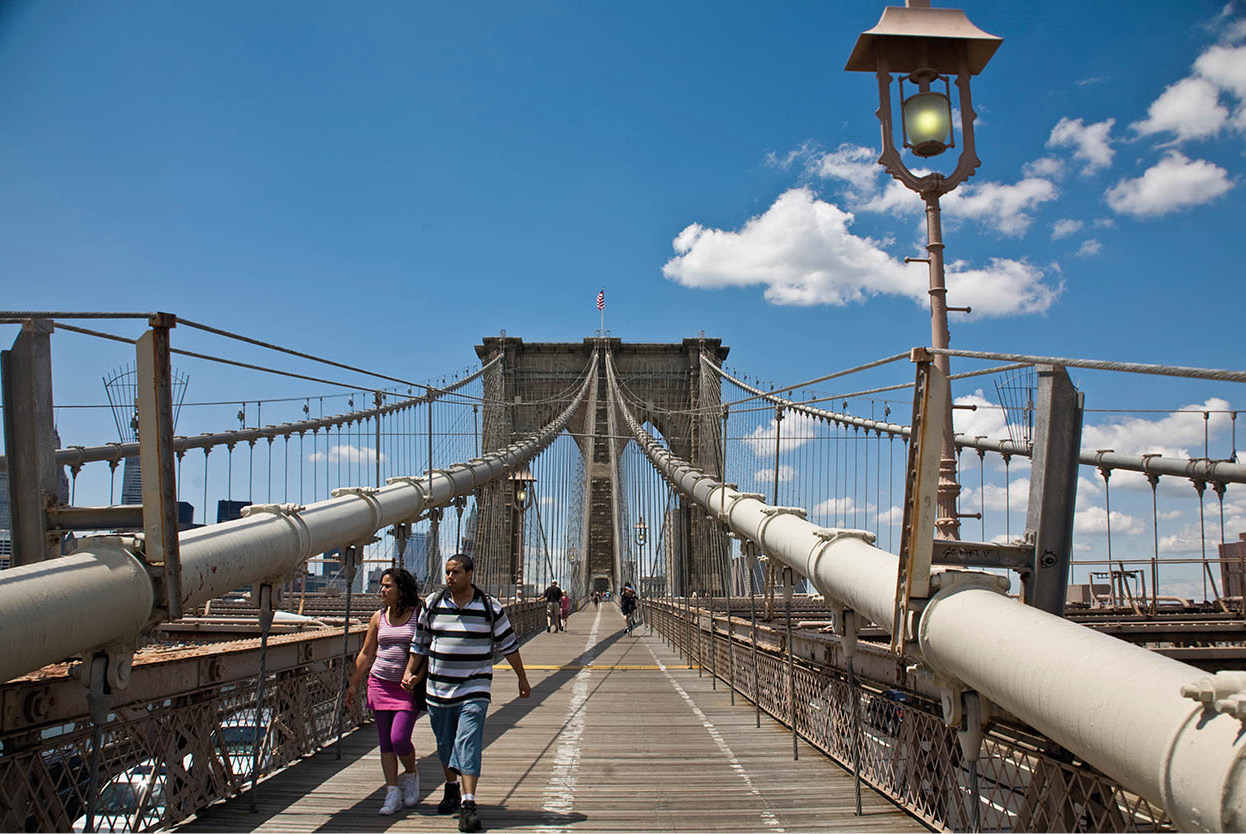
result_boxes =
[3,1,1246,596]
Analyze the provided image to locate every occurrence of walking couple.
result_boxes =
[346,554,531,831]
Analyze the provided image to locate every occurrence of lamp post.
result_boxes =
[633,516,648,593]
[511,468,536,600]
[846,0,1001,540]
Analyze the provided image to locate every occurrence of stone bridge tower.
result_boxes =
[474,335,729,597]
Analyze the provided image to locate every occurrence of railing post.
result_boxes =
[1023,365,1084,614]
[1,318,60,565]
[745,539,761,728]
[783,566,798,760]
[334,543,360,760]
[248,582,275,813]
[839,608,863,816]
[137,313,183,620]
[892,348,945,654]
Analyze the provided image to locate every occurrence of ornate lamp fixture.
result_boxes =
[846,2,1001,540]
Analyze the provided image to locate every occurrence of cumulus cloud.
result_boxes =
[756,464,797,483]
[308,443,385,466]
[1105,151,1233,217]
[952,390,1010,440]
[1075,506,1146,536]
[800,142,1058,236]
[1075,239,1103,257]
[1023,156,1065,179]
[663,187,1061,316]
[744,410,820,458]
[1132,76,1229,141]
[1047,117,1115,173]
[940,178,1059,236]
[1051,218,1083,239]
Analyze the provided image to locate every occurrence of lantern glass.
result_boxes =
[902,90,953,157]
[515,486,528,506]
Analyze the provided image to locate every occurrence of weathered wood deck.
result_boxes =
[176,604,926,832]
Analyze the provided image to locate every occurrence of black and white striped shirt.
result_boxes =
[411,587,518,706]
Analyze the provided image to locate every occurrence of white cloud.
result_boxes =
[1075,506,1145,536]
[940,178,1059,236]
[943,257,1062,317]
[814,496,857,518]
[663,187,1062,317]
[1076,75,1110,87]
[1105,151,1233,217]
[1075,239,1103,257]
[1132,77,1228,141]
[1047,117,1115,174]
[1081,398,1232,459]
[1195,44,1246,100]
[1051,218,1083,239]
[961,477,1030,513]
[744,410,820,458]
[806,143,881,198]
[952,390,1009,440]
[756,464,797,483]
[801,143,1057,236]
[308,443,385,466]
[1023,156,1065,179]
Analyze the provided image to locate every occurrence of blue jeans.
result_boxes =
[428,699,488,777]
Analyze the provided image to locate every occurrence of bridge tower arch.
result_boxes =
[474,335,729,598]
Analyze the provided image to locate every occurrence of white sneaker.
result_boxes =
[379,784,403,816]
[400,771,420,807]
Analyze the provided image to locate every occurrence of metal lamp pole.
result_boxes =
[846,0,1003,540]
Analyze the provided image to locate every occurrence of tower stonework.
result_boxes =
[474,336,729,596]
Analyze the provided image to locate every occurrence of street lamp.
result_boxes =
[632,516,648,593]
[510,468,536,599]
[846,0,1001,540]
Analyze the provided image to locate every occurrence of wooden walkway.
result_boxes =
[177,604,926,832]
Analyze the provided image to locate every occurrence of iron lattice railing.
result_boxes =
[0,600,545,833]
[645,599,1171,833]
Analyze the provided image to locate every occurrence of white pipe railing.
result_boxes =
[610,354,1245,832]
[0,360,595,685]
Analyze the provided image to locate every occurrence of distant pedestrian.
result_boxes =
[404,554,531,833]
[559,592,571,628]
[345,568,424,815]
[620,585,638,635]
[543,580,564,632]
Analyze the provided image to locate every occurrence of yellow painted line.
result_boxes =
[495,664,684,671]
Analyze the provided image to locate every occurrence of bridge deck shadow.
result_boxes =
[175,605,926,832]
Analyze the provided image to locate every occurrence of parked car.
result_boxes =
[70,756,189,833]
[217,707,274,780]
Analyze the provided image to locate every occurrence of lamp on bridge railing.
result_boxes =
[510,468,536,600]
[846,0,1001,540]
[633,517,648,547]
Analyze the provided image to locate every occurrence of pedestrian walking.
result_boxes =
[542,579,563,632]
[344,568,425,815]
[404,554,531,832]
[559,591,571,629]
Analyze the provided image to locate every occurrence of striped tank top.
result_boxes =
[371,606,419,682]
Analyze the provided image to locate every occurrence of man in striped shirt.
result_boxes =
[403,554,530,832]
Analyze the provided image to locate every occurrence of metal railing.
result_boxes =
[646,598,1172,833]
[0,601,544,833]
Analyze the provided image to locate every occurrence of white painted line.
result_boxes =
[643,639,786,832]
[536,602,603,830]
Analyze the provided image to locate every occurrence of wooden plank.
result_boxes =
[176,605,928,832]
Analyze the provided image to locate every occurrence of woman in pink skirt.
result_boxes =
[345,567,424,815]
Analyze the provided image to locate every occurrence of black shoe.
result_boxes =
[438,782,461,815]
[459,800,481,832]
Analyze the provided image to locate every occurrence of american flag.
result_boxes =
[596,290,605,311]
